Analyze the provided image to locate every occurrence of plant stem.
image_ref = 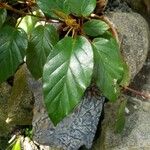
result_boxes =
[15,17,23,28]
[0,2,27,15]
[65,27,73,37]
[0,2,59,23]
[123,86,150,100]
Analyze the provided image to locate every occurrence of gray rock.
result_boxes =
[29,77,104,150]
[107,12,149,79]
[0,65,34,138]
[21,137,39,150]
[131,51,150,100]
[106,0,132,12]
[93,96,150,150]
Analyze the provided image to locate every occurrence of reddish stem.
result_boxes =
[123,86,150,100]
[0,2,59,23]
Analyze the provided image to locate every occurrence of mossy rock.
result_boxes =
[7,64,34,125]
[0,82,12,136]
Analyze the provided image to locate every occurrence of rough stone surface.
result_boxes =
[122,0,150,16]
[92,96,150,150]
[0,82,12,136]
[106,0,132,12]
[131,51,150,100]
[29,76,105,150]
[21,136,57,150]
[6,65,34,125]
[107,12,149,79]
[0,65,34,139]
[21,137,38,150]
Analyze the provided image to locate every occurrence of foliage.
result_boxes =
[6,136,21,150]
[0,26,28,83]
[25,129,33,140]
[115,97,127,133]
[92,37,124,101]
[43,36,93,124]
[0,8,7,28]
[5,127,33,150]
[0,0,129,125]
[0,136,10,150]
[11,138,21,150]
[83,19,109,37]
[26,24,59,79]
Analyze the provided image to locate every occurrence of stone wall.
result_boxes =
[0,0,150,149]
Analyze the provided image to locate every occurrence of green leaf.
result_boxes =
[17,11,40,34]
[68,0,96,16]
[92,36,124,101]
[83,19,109,37]
[0,26,28,83]
[120,60,130,87]
[43,36,93,125]
[37,0,70,19]
[12,138,21,150]
[115,97,127,133]
[6,140,16,150]
[26,24,59,79]
[0,9,7,28]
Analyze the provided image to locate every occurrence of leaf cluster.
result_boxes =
[0,0,129,125]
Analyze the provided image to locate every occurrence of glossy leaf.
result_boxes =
[0,26,28,83]
[43,36,93,125]
[83,19,109,37]
[68,0,96,16]
[115,98,127,133]
[26,24,59,79]
[37,0,70,19]
[0,9,7,28]
[12,138,21,150]
[92,36,124,101]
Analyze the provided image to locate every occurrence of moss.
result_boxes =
[0,83,12,136]
[0,136,10,150]
[7,64,34,125]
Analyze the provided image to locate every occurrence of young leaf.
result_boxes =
[68,0,96,16]
[6,139,17,150]
[43,36,93,125]
[26,24,59,79]
[17,11,40,34]
[83,19,109,37]
[120,60,130,87]
[0,9,7,28]
[37,0,70,19]
[12,138,21,150]
[92,36,124,101]
[115,98,127,133]
[0,26,28,83]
